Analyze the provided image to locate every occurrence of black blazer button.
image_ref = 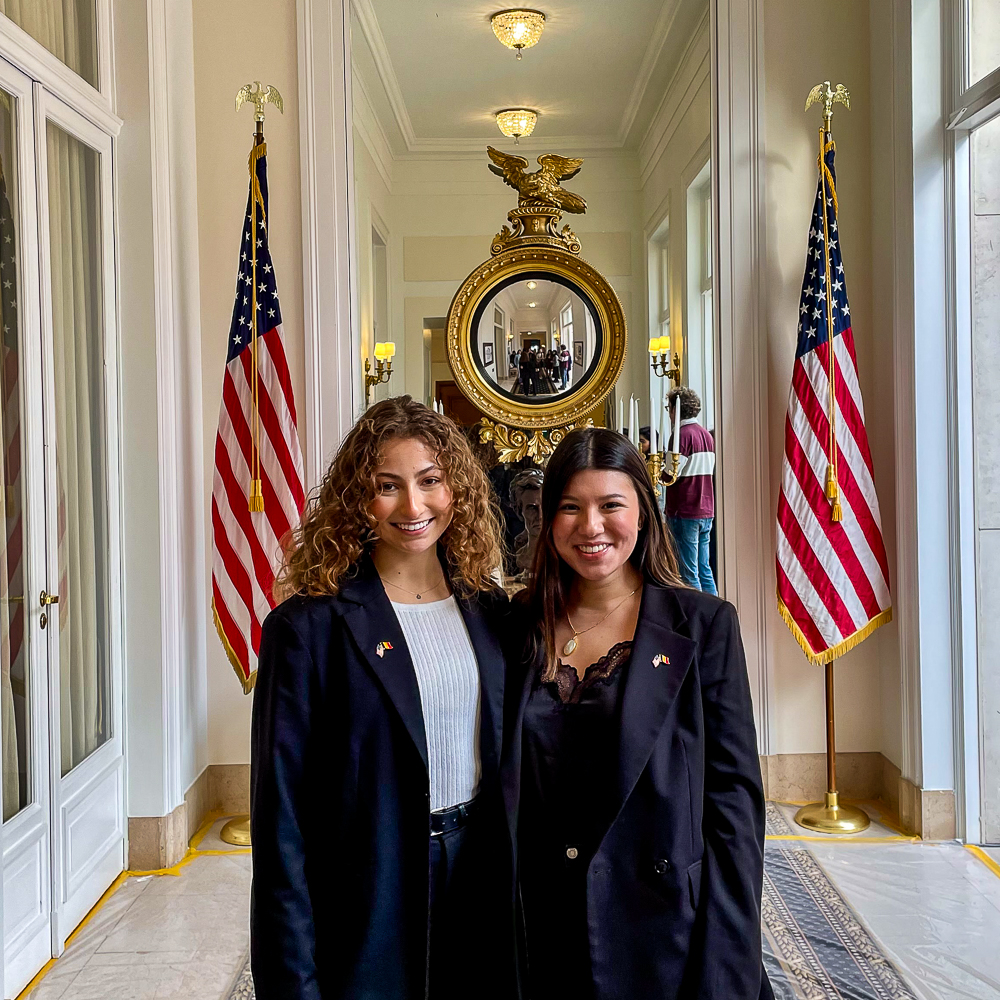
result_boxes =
[654,859,670,875]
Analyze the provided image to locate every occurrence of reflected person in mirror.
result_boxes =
[502,428,771,1000]
[250,396,515,1000]
[510,467,545,575]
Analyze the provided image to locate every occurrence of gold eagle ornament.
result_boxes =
[487,146,587,214]
[235,81,284,122]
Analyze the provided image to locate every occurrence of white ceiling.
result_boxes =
[351,0,708,154]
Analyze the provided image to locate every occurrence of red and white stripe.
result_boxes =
[211,325,305,691]
[777,325,891,662]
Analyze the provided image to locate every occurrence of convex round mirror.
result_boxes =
[446,248,626,431]
[472,273,601,404]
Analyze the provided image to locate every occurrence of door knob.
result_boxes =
[40,590,59,630]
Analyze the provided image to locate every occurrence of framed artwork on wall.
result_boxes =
[573,340,584,366]
[483,342,494,366]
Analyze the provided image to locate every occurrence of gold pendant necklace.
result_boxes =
[383,576,447,601]
[563,587,639,656]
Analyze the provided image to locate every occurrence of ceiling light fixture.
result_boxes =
[495,108,538,144]
[526,280,537,289]
[491,9,546,59]
[527,302,537,308]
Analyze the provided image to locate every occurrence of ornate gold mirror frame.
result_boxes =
[445,148,627,463]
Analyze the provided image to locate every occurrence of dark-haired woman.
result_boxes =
[251,396,515,1000]
[503,427,772,1000]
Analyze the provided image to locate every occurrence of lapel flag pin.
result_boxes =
[376,641,394,658]
[652,653,669,669]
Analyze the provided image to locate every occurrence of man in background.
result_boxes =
[664,387,716,594]
[559,343,571,388]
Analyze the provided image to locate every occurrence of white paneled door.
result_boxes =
[0,60,124,999]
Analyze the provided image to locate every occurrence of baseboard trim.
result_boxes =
[758,752,956,839]
[128,801,188,870]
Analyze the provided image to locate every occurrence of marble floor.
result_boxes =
[15,807,1000,1000]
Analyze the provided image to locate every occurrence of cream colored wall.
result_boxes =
[763,0,894,758]
[192,0,306,765]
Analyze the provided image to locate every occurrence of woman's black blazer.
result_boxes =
[502,582,772,1000]
[250,557,513,1000]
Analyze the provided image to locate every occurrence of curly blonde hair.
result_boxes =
[274,396,504,601]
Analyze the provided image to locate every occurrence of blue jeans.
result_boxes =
[668,516,717,594]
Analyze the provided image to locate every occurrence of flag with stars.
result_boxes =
[211,139,305,693]
[776,132,891,664]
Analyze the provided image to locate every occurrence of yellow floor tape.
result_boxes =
[966,844,1000,881]
[14,814,251,1000]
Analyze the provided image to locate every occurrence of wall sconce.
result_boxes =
[365,341,395,406]
[649,336,680,385]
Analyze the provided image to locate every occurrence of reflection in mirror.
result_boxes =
[473,276,600,403]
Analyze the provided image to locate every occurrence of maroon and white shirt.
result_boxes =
[665,418,715,519]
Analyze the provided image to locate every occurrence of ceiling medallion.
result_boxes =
[495,108,538,144]
[490,9,546,59]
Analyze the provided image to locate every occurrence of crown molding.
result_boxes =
[351,0,416,149]
[617,0,685,146]
[638,9,710,185]
[352,69,394,190]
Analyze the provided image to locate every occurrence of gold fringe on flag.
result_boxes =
[777,595,892,666]
[212,597,257,694]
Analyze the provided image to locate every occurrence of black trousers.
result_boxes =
[428,821,476,1000]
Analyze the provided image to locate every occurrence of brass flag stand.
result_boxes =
[219,81,283,850]
[793,82,870,836]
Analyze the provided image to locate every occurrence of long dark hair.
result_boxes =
[526,427,683,680]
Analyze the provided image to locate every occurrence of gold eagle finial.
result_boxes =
[486,146,587,214]
[805,81,850,127]
[236,81,284,123]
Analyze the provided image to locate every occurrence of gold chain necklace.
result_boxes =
[383,575,448,602]
[563,588,639,657]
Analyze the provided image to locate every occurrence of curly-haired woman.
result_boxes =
[250,396,515,1000]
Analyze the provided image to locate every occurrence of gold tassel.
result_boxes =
[831,497,842,522]
[825,463,838,500]
[248,479,264,512]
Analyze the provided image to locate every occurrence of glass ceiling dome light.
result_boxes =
[491,9,546,59]
[495,108,538,144]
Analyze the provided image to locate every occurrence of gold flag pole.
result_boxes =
[221,82,284,850]
[794,82,869,836]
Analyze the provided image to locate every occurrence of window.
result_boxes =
[686,160,715,431]
[2,1,99,88]
[647,217,670,352]
[949,0,1000,844]
[559,302,573,349]
[969,0,1000,86]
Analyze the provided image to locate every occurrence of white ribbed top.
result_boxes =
[390,596,482,812]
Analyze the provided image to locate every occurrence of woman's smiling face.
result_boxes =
[370,437,454,557]
[550,469,641,582]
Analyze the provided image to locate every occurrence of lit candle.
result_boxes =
[672,392,681,454]
[374,342,386,360]
[385,341,396,358]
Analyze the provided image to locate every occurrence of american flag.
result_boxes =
[211,139,305,693]
[776,133,891,664]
